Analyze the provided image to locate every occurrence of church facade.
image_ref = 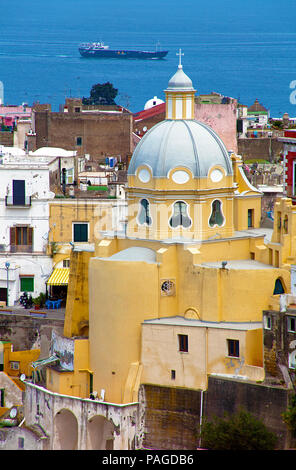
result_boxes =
[22,60,296,449]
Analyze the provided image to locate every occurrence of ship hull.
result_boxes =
[79,48,168,59]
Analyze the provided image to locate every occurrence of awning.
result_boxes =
[31,355,59,370]
[46,268,69,286]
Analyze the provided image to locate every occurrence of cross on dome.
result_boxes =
[176,49,184,68]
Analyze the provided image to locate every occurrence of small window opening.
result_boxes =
[248,209,254,228]
[264,315,272,330]
[288,317,296,333]
[227,339,239,358]
[171,370,176,380]
[273,278,285,295]
[178,334,188,352]
[18,437,24,449]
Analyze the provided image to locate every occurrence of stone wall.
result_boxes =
[138,384,201,450]
[0,313,64,357]
[238,138,284,162]
[140,378,292,450]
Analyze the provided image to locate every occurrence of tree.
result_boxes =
[282,394,296,437]
[200,409,277,450]
[82,82,118,105]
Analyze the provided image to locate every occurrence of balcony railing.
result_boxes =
[5,196,31,207]
[10,245,33,253]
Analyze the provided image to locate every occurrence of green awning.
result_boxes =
[31,355,59,369]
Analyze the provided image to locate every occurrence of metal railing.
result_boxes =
[5,196,31,207]
[10,245,33,253]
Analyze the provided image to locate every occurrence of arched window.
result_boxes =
[209,200,224,227]
[169,201,192,229]
[138,199,152,226]
[273,278,285,295]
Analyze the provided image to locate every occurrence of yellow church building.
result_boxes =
[43,58,292,408]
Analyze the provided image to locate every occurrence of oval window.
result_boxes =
[172,170,190,184]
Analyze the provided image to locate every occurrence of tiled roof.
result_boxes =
[133,103,165,122]
[248,98,268,113]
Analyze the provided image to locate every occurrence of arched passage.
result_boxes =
[87,415,115,450]
[54,409,78,450]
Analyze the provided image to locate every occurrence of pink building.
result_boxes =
[133,93,238,153]
[0,104,32,128]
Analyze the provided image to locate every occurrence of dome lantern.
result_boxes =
[165,49,196,120]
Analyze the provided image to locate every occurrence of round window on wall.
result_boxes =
[138,168,151,183]
[210,168,224,183]
[161,279,175,296]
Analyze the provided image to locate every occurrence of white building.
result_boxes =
[0,155,54,306]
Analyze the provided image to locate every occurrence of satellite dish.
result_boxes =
[9,407,17,418]
[20,374,26,382]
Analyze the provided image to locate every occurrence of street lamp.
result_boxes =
[5,262,10,307]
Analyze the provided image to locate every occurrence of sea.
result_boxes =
[0,0,296,117]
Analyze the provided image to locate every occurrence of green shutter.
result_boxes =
[74,224,88,242]
[20,277,34,292]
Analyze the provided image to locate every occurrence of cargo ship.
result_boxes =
[78,42,168,59]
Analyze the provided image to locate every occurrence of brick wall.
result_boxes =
[34,110,133,159]
[0,131,13,146]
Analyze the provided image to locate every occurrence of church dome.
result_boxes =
[128,119,232,179]
[144,96,164,110]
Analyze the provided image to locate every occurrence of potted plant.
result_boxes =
[33,296,40,310]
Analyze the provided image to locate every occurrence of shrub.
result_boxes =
[200,409,277,450]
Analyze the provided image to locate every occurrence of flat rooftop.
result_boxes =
[143,315,262,330]
[200,259,274,270]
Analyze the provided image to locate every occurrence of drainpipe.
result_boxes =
[199,326,208,448]
[199,389,204,448]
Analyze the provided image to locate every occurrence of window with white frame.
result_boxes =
[73,223,88,242]
[264,315,272,330]
[288,316,296,333]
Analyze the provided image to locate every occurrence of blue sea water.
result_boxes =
[0,0,296,116]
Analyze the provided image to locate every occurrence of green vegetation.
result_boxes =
[32,292,46,307]
[244,159,270,164]
[282,394,296,437]
[87,185,108,191]
[200,409,277,450]
[82,82,118,105]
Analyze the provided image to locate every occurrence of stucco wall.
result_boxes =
[23,381,138,450]
[194,101,238,153]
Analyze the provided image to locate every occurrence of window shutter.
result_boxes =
[74,224,88,242]
[10,227,16,245]
[12,180,25,205]
[28,227,33,247]
[20,277,34,292]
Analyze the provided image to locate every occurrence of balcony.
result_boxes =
[10,244,33,253]
[5,195,31,207]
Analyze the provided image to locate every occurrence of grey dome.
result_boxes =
[128,119,233,179]
[166,66,195,92]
